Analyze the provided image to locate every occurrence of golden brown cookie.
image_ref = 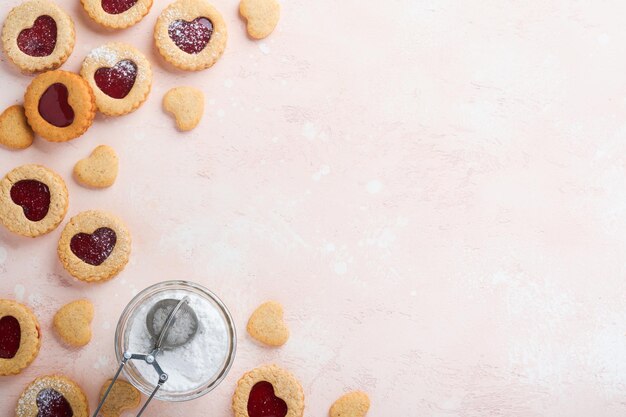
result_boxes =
[16,375,89,417]
[73,145,119,188]
[329,391,370,417]
[81,0,153,29]
[98,379,141,417]
[154,0,227,71]
[1,0,75,73]
[24,70,96,142]
[0,105,34,150]
[80,43,152,116]
[0,164,69,238]
[53,300,94,347]
[247,301,289,347]
[239,0,280,39]
[57,210,131,283]
[0,299,41,376]
[163,86,204,131]
[232,364,304,417]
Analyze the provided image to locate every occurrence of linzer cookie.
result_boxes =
[329,391,370,417]
[24,70,96,142]
[163,86,204,131]
[16,375,89,417]
[239,0,280,39]
[58,210,131,282]
[247,301,289,347]
[81,0,153,29]
[1,0,75,73]
[53,300,94,347]
[97,379,141,417]
[232,364,304,417]
[154,0,227,71]
[0,299,41,376]
[0,164,69,238]
[80,43,152,116]
[0,105,34,150]
[74,145,119,188]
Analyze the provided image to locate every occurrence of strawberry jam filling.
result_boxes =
[17,15,57,57]
[247,381,288,417]
[101,0,138,14]
[70,227,117,266]
[94,60,137,99]
[36,389,73,417]
[38,83,74,128]
[168,17,213,54]
[10,180,51,222]
[0,316,21,359]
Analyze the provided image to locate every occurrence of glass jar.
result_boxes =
[114,280,236,401]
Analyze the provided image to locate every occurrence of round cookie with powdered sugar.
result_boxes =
[16,375,89,417]
[0,299,41,376]
[81,0,153,29]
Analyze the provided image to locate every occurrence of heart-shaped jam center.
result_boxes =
[94,60,138,99]
[168,18,213,54]
[0,316,21,359]
[101,0,138,14]
[247,381,288,417]
[11,180,51,222]
[36,389,73,417]
[38,83,74,128]
[70,227,117,266]
[17,15,57,57]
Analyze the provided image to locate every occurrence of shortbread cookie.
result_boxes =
[98,379,141,417]
[24,70,96,142]
[163,86,204,131]
[0,105,34,150]
[329,391,370,417]
[80,43,152,116]
[81,0,153,29]
[74,145,119,188]
[16,375,89,417]
[58,210,131,282]
[1,0,75,73]
[154,0,227,71]
[0,164,69,237]
[247,301,289,347]
[53,300,93,347]
[239,0,280,39]
[233,364,304,417]
[0,299,41,376]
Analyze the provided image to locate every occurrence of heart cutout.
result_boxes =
[247,301,289,346]
[247,381,288,417]
[329,391,370,417]
[38,83,75,128]
[70,227,117,266]
[10,179,51,222]
[17,15,57,57]
[168,18,213,54]
[53,300,94,347]
[36,389,73,417]
[98,379,141,417]
[94,60,138,99]
[101,0,138,14]
[239,0,280,40]
[74,145,119,188]
[0,316,21,359]
[0,105,34,149]
[163,87,204,131]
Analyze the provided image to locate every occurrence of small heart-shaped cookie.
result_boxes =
[330,391,370,417]
[163,87,204,132]
[53,300,94,347]
[98,379,141,417]
[247,301,289,347]
[0,105,34,150]
[74,145,119,188]
[239,0,280,39]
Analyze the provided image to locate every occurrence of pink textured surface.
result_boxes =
[1,0,626,415]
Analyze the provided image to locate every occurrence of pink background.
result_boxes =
[2,0,626,415]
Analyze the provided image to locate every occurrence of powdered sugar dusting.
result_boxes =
[167,18,213,54]
[16,377,74,416]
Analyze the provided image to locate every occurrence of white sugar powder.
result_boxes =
[126,290,230,393]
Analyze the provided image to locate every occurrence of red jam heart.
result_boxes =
[38,83,74,128]
[17,15,57,57]
[10,180,51,222]
[36,389,73,417]
[0,316,21,359]
[168,18,213,54]
[247,381,288,417]
[101,0,138,14]
[70,227,117,266]
[94,60,138,99]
